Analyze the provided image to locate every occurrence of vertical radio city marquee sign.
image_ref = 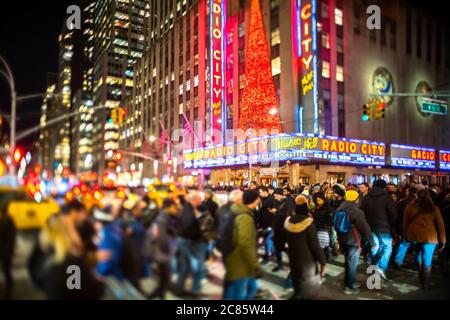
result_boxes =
[183,133,385,168]
[440,150,450,171]
[390,144,436,169]
[295,0,319,133]
[210,0,226,142]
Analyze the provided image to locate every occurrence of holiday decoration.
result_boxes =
[238,0,282,134]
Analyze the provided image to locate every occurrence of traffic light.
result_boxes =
[119,108,127,125]
[375,101,386,120]
[114,151,123,161]
[13,147,23,165]
[111,108,120,125]
[362,104,372,121]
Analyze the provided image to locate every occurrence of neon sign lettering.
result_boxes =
[439,150,450,171]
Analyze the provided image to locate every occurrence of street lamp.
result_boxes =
[0,55,16,176]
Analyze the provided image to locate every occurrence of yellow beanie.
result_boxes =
[345,190,360,202]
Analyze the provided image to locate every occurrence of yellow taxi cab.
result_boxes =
[147,182,186,207]
[0,186,59,230]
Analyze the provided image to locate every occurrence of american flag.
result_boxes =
[182,113,193,138]
[159,121,170,148]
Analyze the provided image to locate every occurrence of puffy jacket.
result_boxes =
[360,187,397,233]
[404,202,446,245]
[336,201,375,248]
[224,204,259,282]
[96,222,124,279]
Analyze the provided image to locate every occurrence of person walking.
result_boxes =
[175,191,209,296]
[144,199,179,299]
[223,190,261,300]
[335,190,376,294]
[0,201,16,300]
[360,179,397,279]
[312,193,333,261]
[272,188,295,272]
[258,187,277,264]
[285,195,327,300]
[403,190,446,289]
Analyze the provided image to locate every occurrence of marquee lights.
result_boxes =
[440,150,450,171]
[390,144,436,170]
[210,0,226,144]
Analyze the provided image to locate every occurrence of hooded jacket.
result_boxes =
[337,201,375,248]
[360,187,397,234]
[224,204,259,282]
[284,215,326,299]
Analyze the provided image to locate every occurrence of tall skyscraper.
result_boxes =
[92,0,150,179]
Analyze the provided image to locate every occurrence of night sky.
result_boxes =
[0,1,73,149]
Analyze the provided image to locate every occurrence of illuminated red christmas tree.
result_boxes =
[238,0,282,133]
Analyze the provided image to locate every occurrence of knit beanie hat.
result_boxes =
[243,189,260,205]
[273,188,284,195]
[345,190,360,203]
[332,184,346,198]
[373,179,387,189]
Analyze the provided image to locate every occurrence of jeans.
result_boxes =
[176,238,208,293]
[394,241,411,266]
[344,245,360,289]
[371,232,393,272]
[223,278,258,300]
[151,262,171,299]
[415,243,436,268]
[263,229,275,260]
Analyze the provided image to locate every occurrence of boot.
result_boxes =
[417,263,423,284]
[422,267,432,290]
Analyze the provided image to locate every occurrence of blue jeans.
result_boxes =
[176,238,208,293]
[415,243,436,268]
[223,278,258,300]
[394,241,411,266]
[344,245,360,289]
[263,229,275,259]
[371,232,393,272]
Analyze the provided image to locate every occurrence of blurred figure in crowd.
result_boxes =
[249,181,258,190]
[144,199,179,299]
[258,187,277,264]
[285,195,326,300]
[39,215,104,300]
[224,190,261,300]
[176,191,209,296]
[0,201,16,300]
[439,194,450,275]
[403,190,446,289]
[358,182,370,198]
[272,188,295,272]
[312,193,333,262]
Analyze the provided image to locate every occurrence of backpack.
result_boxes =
[217,211,239,257]
[333,210,353,234]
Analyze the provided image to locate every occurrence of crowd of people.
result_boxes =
[0,178,448,300]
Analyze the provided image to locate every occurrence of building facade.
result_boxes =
[126,0,450,186]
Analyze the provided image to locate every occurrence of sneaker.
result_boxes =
[260,258,270,265]
[344,287,360,295]
[353,283,360,289]
[378,268,388,280]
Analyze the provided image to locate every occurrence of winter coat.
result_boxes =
[360,187,397,234]
[203,198,219,228]
[259,195,277,230]
[178,203,204,242]
[284,215,326,299]
[143,211,178,264]
[396,195,416,237]
[42,255,104,300]
[336,201,375,248]
[224,204,259,282]
[313,206,332,231]
[272,197,295,248]
[96,222,124,279]
[404,202,446,245]
[0,215,16,261]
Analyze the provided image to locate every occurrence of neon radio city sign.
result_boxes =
[210,0,226,140]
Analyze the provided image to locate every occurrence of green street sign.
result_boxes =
[420,98,448,115]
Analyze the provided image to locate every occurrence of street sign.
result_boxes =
[420,98,448,115]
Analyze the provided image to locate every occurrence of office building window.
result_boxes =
[271,28,280,46]
[322,60,330,78]
[406,13,412,54]
[271,57,281,76]
[335,8,343,26]
[337,37,343,52]
[336,65,344,82]
[417,17,422,58]
[322,32,330,49]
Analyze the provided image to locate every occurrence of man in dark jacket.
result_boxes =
[337,190,376,295]
[285,195,326,300]
[258,187,277,264]
[175,191,208,296]
[360,179,397,279]
[203,188,219,227]
[145,199,179,299]
[272,188,295,272]
[0,202,16,300]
